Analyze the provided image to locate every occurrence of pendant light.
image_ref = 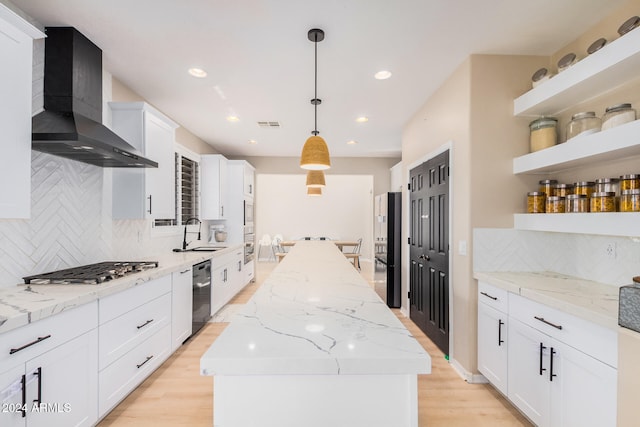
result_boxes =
[306,170,326,188]
[300,28,331,170]
[307,187,322,196]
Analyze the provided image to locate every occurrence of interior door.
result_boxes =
[409,150,450,355]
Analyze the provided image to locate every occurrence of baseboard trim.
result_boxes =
[449,359,488,384]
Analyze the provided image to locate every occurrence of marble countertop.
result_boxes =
[0,244,243,335]
[201,241,432,376]
[474,271,620,329]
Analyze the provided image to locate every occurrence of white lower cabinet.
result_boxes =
[211,249,246,316]
[505,292,617,427]
[97,275,172,417]
[477,302,508,395]
[171,267,193,352]
[0,302,98,427]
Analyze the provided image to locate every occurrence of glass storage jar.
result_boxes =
[566,194,589,213]
[529,117,558,152]
[539,179,558,195]
[620,189,640,212]
[573,181,595,197]
[590,192,616,212]
[595,178,620,196]
[601,103,636,130]
[527,192,546,213]
[554,183,574,197]
[566,112,601,141]
[620,174,640,191]
[546,196,566,213]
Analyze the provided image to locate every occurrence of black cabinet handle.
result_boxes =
[534,316,563,330]
[498,319,505,346]
[147,195,152,214]
[539,343,547,375]
[21,374,26,418]
[136,355,154,369]
[33,367,42,405]
[480,292,497,301]
[136,319,154,330]
[550,347,557,382]
[10,335,52,355]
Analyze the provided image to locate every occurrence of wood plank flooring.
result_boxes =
[98,261,531,427]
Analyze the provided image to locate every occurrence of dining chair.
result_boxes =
[272,235,287,262]
[344,238,362,270]
[257,234,273,261]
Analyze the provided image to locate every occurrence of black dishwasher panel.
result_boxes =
[192,259,212,335]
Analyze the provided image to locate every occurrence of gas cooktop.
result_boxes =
[23,261,159,285]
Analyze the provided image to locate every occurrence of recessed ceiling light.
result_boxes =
[226,115,240,122]
[347,140,358,145]
[355,116,368,123]
[248,139,257,144]
[374,70,392,80]
[188,68,207,78]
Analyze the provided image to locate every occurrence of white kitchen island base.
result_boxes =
[202,241,430,427]
[214,374,418,427]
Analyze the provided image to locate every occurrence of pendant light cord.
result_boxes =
[313,32,319,136]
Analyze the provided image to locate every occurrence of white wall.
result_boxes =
[255,174,374,260]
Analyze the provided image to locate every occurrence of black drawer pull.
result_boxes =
[136,355,153,369]
[10,335,52,355]
[534,316,563,330]
[136,319,154,330]
[480,291,497,301]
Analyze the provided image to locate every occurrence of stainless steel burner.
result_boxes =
[23,261,159,285]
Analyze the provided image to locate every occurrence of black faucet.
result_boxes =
[182,217,201,250]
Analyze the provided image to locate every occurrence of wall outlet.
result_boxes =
[605,242,617,259]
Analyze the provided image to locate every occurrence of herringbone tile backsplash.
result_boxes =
[0,152,180,287]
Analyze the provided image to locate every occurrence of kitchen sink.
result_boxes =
[172,246,224,253]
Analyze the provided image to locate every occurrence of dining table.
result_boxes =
[280,240,360,252]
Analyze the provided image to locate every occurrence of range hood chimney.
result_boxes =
[32,27,157,168]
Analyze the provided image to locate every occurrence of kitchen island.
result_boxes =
[200,240,431,427]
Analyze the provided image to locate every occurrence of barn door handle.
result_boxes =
[419,254,430,260]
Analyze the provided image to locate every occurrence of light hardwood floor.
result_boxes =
[98,261,531,427]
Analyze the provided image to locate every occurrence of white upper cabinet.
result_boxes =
[110,102,178,220]
[201,154,229,220]
[243,162,255,198]
[0,5,44,219]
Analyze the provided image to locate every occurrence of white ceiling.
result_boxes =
[11,0,627,158]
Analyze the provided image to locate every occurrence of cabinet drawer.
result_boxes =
[99,275,171,324]
[99,293,171,370]
[509,293,617,367]
[0,301,97,371]
[98,324,171,417]
[478,281,509,313]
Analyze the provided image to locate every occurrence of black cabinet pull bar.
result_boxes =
[33,367,42,405]
[534,316,563,330]
[20,374,26,418]
[480,292,497,301]
[10,335,52,355]
[498,319,505,346]
[136,319,154,330]
[136,355,153,369]
[550,347,557,381]
[539,342,547,375]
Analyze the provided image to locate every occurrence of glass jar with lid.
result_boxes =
[527,192,546,213]
[620,189,640,212]
[573,181,595,197]
[566,194,589,213]
[566,112,601,141]
[590,192,616,212]
[539,179,558,195]
[554,183,574,198]
[529,117,558,152]
[546,196,566,213]
[620,174,640,191]
[595,178,620,196]
[602,103,636,130]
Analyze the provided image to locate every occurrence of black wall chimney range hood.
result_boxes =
[31,27,157,168]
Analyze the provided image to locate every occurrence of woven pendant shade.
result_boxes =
[300,135,331,170]
[307,187,322,196]
[306,170,326,188]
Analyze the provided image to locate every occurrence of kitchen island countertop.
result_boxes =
[0,245,243,335]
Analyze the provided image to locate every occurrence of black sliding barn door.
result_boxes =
[409,150,450,355]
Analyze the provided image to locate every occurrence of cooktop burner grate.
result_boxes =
[23,261,159,285]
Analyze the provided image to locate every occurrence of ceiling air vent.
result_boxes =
[257,121,281,128]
